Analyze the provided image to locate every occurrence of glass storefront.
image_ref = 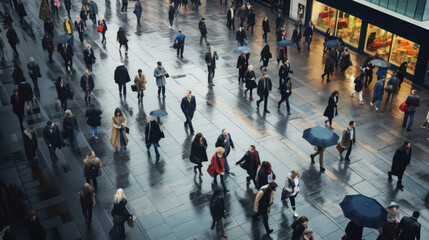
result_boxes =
[335,11,361,47]
[389,35,419,74]
[364,24,392,61]
[311,1,337,32]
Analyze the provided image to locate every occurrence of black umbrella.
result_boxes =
[302,126,339,148]
[55,34,72,44]
[340,194,388,228]
[277,40,294,47]
[149,109,168,122]
[370,59,390,68]
[323,40,340,48]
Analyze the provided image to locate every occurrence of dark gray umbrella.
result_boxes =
[149,110,168,122]
[323,40,341,48]
[340,194,388,228]
[277,40,294,47]
[233,46,251,54]
[55,34,72,44]
[370,59,390,68]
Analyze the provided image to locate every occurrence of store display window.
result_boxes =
[311,0,337,32]
[364,24,393,60]
[389,35,419,74]
[335,11,361,47]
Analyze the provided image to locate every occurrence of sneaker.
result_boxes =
[420,125,426,129]
[293,211,298,217]
[370,102,373,106]
[375,107,379,111]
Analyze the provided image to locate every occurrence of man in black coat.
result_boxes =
[292,25,302,52]
[236,27,247,46]
[114,63,131,96]
[237,4,246,27]
[11,89,25,130]
[42,33,54,62]
[42,121,64,166]
[235,145,261,188]
[27,57,41,89]
[180,90,196,135]
[303,21,314,50]
[80,69,94,105]
[198,18,208,45]
[215,129,235,172]
[205,46,219,86]
[226,6,235,30]
[388,141,412,190]
[59,42,74,72]
[278,58,293,88]
[396,211,421,240]
[6,26,19,56]
[256,72,272,113]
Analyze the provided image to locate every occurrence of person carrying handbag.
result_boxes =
[110,189,136,240]
[235,145,260,188]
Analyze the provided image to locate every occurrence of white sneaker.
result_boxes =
[95,136,99,139]
[293,211,298,217]
[375,107,379,111]
[370,102,373,106]
[350,92,353,97]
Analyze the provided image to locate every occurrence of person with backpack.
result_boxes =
[210,187,227,238]
[82,151,102,191]
[351,73,364,105]
[78,183,95,225]
[282,170,300,217]
[252,182,278,236]
[256,161,276,189]
[235,145,261,188]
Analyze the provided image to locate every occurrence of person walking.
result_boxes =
[134,69,147,103]
[252,182,277,235]
[111,189,136,240]
[55,77,72,111]
[362,57,375,88]
[82,151,102,190]
[75,16,85,44]
[236,53,248,83]
[78,183,95,225]
[110,108,128,152]
[419,110,429,129]
[11,89,25,130]
[344,221,363,240]
[64,0,71,18]
[174,29,186,59]
[23,125,38,162]
[321,50,335,82]
[205,46,219,86]
[42,121,65,166]
[370,77,385,111]
[42,33,54,62]
[117,27,129,55]
[402,89,420,131]
[199,18,208,45]
[278,76,292,114]
[121,0,128,13]
[80,6,88,28]
[6,26,20,56]
[242,65,257,99]
[351,73,364,105]
[114,63,131,96]
[168,5,175,29]
[88,0,98,23]
[292,25,302,52]
[18,79,33,113]
[181,90,196,135]
[24,211,46,240]
[303,21,314,50]
[262,17,270,43]
[275,13,283,34]
[385,73,400,107]
[190,133,208,176]
[134,0,142,25]
[235,145,261,188]
[83,45,96,72]
[215,129,235,173]
[310,145,326,172]
[13,64,25,85]
[98,16,107,45]
[17,0,27,24]
[256,161,276,189]
[80,69,94,105]
[63,110,80,151]
[396,211,421,240]
[236,27,247,46]
[323,90,339,130]
[339,48,352,73]
[260,44,271,71]
[237,4,246,27]
[27,57,41,89]
[63,17,74,38]
[226,6,235,30]
[396,62,407,88]
[291,216,309,240]
[278,58,293,89]
[339,121,356,161]
[145,118,163,157]
[247,8,255,34]
[210,187,227,238]
[154,61,168,97]
[380,202,400,240]
[256,72,272,113]
[388,141,412,190]
[58,42,74,72]
[39,0,50,21]
[85,105,102,139]
[207,147,229,192]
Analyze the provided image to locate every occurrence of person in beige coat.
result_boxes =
[134,69,147,103]
[110,108,129,151]
[252,182,277,235]
[82,151,102,190]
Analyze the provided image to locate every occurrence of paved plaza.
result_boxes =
[0,0,429,239]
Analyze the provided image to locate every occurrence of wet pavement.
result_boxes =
[0,0,429,239]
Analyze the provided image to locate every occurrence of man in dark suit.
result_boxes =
[205,46,219,86]
[198,18,208,45]
[180,90,196,135]
[226,6,235,30]
[396,211,421,240]
[256,72,272,113]
[42,121,64,166]
[278,58,293,88]
[215,129,235,172]
[388,141,412,190]
[303,21,314,50]
[114,63,131,96]
[59,42,74,72]
[340,121,356,161]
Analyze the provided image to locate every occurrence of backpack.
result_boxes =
[86,159,98,178]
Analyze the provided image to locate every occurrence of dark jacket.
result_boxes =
[190,138,208,165]
[260,46,271,61]
[247,12,255,25]
[114,65,131,85]
[25,217,46,240]
[237,6,246,19]
[340,52,351,69]
[279,63,293,78]
[215,133,235,157]
[396,216,421,240]
[42,36,54,52]
[23,130,38,161]
[275,17,283,32]
[257,77,272,97]
[111,199,131,218]
[323,95,338,119]
[405,94,420,112]
[83,48,96,65]
[391,145,411,176]
[134,2,142,16]
[324,56,335,74]
[168,7,175,21]
[292,28,301,42]
[64,0,72,10]
[116,30,128,44]
[291,220,306,240]
[6,28,19,44]
[387,76,400,94]
[145,120,162,144]
[210,194,225,221]
[18,81,33,102]
[303,25,313,38]
[345,221,363,240]
[257,167,275,189]
[13,68,24,85]
[236,30,247,44]
[198,21,207,35]
[11,94,24,117]
[44,21,54,36]
[236,150,260,174]
[279,77,292,96]
[236,55,248,77]
[262,20,270,33]
[27,62,41,79]
[59,43,74,59]
[227,8,234,21]
[56,81,72,101]
[245,70,257,89]
[80,75,94,92]
[75,20,85,34]
[205,51,219,68]
[373,79,385,99]
[43,124,64,148]
[181,95,196,116]
[63,116,79,140]
[85,107,102,127]
[354,74,364,92]
[78,191,94,210]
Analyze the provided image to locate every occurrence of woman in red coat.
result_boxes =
[208,147,229,193]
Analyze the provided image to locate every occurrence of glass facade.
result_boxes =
[389,35,419,74]
[311,1,337,32]
[366,0,429,20]
[364,24,392,61]
[335,11,361,47]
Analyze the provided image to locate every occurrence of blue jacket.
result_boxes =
[174,33,185,46]
[373,80,384,98]
[134,2,142,16]
[89,1,98,15]
[376,68,387,80]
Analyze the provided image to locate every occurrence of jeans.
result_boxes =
[386,91,397,106]
[119,130,126,146]
[89,126,98,137]
[177,46,184,57]
[214,173,227,190]
[351,90,363,102]
[84,90,92,104]
[296,41,301,51]
[118,83,126,95]
[402,111,415,130]
[304,36,312,50]
[72,129,80,149]
[207,66,215,84]
[148,142,160,156]
[174,7,178,18]
[372,96,383,108]
[224,155,230,171]
[278,94,290,113]
[158,86,165,96]
[169,19,174,27]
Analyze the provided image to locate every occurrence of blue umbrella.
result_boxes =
[277,40,294,47]
[302,126,339,148]
[55,34,72,44]
[340,194,388,228]
[233,46,251,54]
[370,59,390,68]
[323,40,341,48]
[149,109,168,122]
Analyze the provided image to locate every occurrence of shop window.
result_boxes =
[335,11,361,47]
[311,0,337,33]
[389,35,419,75]
[364,24,392,61]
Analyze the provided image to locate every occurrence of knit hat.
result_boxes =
[388,202,399,209]
[303,228,313,235]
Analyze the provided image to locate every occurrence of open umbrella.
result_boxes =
[149,109,168,122]
[277,40,294,47]
[323,40,341,48]
[370,59,390,68]
[55,34,72,44]
[233,46,251,54]
[340,194,388,228]
[302,126,339,148]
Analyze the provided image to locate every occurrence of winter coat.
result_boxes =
[257,77,272,97]
[55,81,72,101]
[387,76,400,94]
[13,68,24,85]
[42,36,54,52]
[210,194,225,221]
[236,30,247,44]
[340,52,351,69]
[80,74,94,92]
[205,51,219,68]
[236,150,260,175]
[405,94,420,112]
[260,46,271,61]
[189,138,208,165]
[324,56,335,74]
[341,127,356,149]
[292,28,301,42]
[154,67,167,87]
[396,216,421,240]
[354,75,364,92]
[75,20,85,33]
[23,129,38,160]
[279,63,293,78]
[11,94,24,117]
[27,62,41,79]
[111,199,131,218]
[215,134,235,157]
[114,65,131,85]
[262,20,270,33]
[83,48,96,66]
[63,116,78,139]
[323,95,338,119]
[85,107,102,127]
[42,124,64,148]
[134,74,147,92]
[6,28,19,45]
[256,167,275,189]
[39,0,50,20]
[110,115,129,150]
[291,220,306,240]
[57,43,73,61]
[372,80,385,99]
[244,70,257,89]
[18,81,33,102]
[18,2,27,18]
[198,21,207,35]
[82,155,102,177]
[247,12,255,25]
[208,154,225,175]
[390,145,411,176]
[116,30,128,44]
[145,120,162,144]
[236,55,248,77]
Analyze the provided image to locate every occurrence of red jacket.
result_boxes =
[207,154,224,176]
